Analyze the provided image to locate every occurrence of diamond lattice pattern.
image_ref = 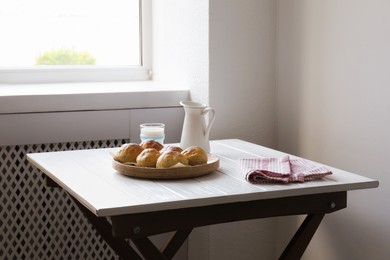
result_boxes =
[0,139,128,259]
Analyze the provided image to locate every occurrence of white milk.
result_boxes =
[140,124,165,144]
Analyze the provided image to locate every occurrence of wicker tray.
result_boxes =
[112,154,219,180]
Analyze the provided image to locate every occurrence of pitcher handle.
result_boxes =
[201,107,216,136]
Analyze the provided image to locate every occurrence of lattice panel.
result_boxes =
[0,139,128,259]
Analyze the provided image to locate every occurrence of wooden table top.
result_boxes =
[26,139,379,217]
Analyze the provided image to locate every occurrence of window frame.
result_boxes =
[0,0,152,84]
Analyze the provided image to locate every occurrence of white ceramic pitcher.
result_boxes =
[180,100,216,153]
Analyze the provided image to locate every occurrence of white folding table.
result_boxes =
[27,139,379,259]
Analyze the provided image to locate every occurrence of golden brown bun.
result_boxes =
[136,148,160,167]
[114,143,143,163]
[181,146,208,166]
[140,139,164,151]
[156,151,189,168]
[159,145,183,154]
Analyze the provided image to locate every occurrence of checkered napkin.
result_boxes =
[240,155,332,184]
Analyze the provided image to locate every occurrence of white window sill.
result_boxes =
[0,81,190,114]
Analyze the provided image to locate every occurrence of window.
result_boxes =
[0,0,151,83]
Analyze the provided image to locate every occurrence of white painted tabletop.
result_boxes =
[26,139,379,217]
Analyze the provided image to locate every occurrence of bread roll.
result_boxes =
[136,148,160,167]
[114,143,143,163]
[156,151,189,168]
[181,146,208,166]
[159,145,183,154]
[140,139,164,151]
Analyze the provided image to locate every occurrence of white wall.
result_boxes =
[277,0,390,259]
[210,0,277,148]
[152,0,209,104]
[153,0,277,146]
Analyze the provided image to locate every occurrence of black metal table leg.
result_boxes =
[279,214,325,260]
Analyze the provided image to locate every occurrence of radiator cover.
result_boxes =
[0,139,128,259]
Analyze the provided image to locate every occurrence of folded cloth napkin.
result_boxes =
[240,155,332,184]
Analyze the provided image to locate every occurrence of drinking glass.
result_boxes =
[140,123,165,144]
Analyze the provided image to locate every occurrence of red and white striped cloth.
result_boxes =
[240,155,332,184]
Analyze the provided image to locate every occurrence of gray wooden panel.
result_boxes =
[0,110,129,146]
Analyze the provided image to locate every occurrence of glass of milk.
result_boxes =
[140,123,165,144]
